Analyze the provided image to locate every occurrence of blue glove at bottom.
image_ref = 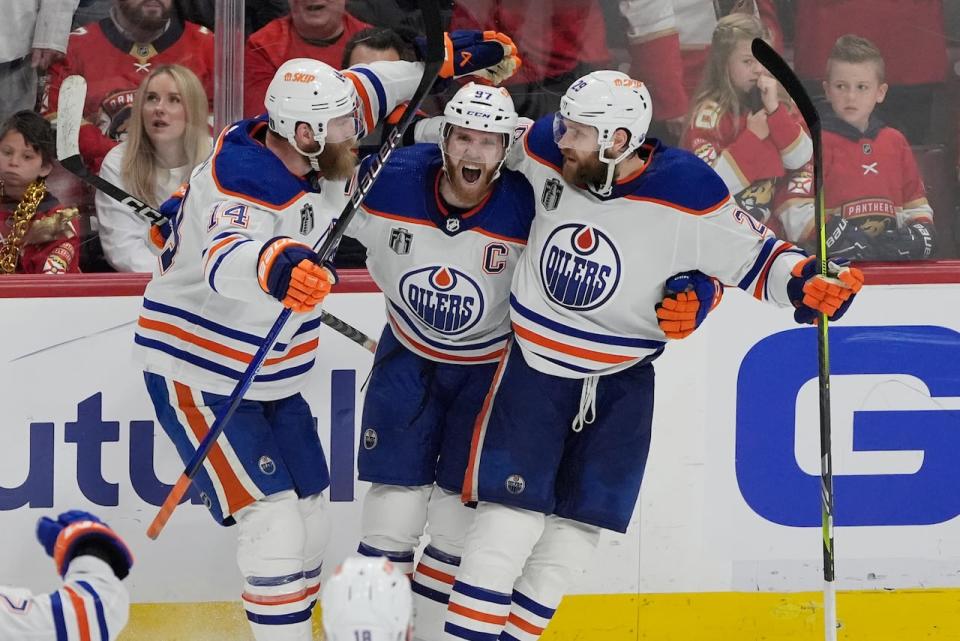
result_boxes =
[37,510,133,579]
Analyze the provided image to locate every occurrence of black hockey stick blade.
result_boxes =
[313,0,446,262]
[750,39,820,131]
[56,75,168,226]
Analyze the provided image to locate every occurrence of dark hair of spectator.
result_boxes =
[342,27,411,67]
[828,35,886,83]
[0,111,56,166]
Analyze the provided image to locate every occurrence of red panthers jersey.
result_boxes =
[44,18,214,170]
[775,112,933,243]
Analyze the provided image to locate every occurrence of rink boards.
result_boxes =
[1,268,959,640]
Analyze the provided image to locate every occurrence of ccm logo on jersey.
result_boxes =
[400,265,484,335]
[540,223,621,310]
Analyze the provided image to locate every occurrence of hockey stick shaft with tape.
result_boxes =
[55,75,378,354]
[147,0,446,539]
[751,38,837,641]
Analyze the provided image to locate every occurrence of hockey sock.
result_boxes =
[413,487,474,641]
[500,516,602,641]
[413,545,461,641]
[358,542,417,577]
[299,492,331,608]
[236,491,313,641]
[442,503,544,641]
[359,483,432,576]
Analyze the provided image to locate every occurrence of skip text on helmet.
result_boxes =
[614,78,644,89]
[283,71,317,83]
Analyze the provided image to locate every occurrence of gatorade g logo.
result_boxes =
[540,223,621,310]
[736,325,960,527]
[400,266,484,335]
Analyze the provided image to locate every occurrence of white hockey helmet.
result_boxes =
[555,70,653,195]
[265,58,362,170]
[321,556,412,641]
[441,82,518,179]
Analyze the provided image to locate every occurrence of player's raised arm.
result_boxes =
[0,511,132,641]
[682,184,863,323]
[344,29,521,136]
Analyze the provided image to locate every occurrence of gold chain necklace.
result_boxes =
[0,180,46,274]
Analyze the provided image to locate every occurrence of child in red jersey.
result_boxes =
[775,35,935,260]
[0,111,80,274]
[681,13,811,230]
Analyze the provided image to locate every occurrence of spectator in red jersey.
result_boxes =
[619,0,783,140]
[243,0,372,118]
[44,0,214,173]
[790,0,948,144]
[775,36,936,261]
[0,111,80,274]
[681,13,811,230]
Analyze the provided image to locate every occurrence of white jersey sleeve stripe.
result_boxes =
[74,581,108,641]
[50,591,68,640]
[61,586,92,641]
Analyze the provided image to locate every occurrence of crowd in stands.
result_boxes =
[0,0,956,275]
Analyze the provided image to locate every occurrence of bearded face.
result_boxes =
[115,0,173,32]
[315,138,358,181]
[441,126,505,205]
[560,146,608,187]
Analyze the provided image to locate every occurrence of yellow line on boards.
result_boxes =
[119,590,960,641]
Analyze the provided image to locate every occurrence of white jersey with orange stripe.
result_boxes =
[134,61,424,400]
[0,556,129,641]
[505,116,808,379]
[348,145,535,364]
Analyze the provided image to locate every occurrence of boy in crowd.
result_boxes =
[0,110,80,274]
[776,35,935,261]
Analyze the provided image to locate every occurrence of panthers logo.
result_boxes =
[539,223,621,310]
[399,265,484,335]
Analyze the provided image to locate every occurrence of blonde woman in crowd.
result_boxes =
[96,64,211,272]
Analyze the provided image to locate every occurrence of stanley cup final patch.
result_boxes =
[541,178,563,211]
[299,203,315,235]
[389,227,413,255]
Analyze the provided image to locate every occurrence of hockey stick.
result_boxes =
[55,75,378,354]
[751,39,837,641]
[146,0,446,539]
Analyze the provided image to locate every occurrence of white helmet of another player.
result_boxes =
[441,82,518,180]
[265,58,363,170]
[321,556,412,641]
[555,70,653,195]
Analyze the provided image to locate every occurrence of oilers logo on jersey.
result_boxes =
[540,223,621,310]
[400,265,485,335]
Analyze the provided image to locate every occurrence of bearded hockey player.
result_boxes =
[133,34,518,641]
[346,82,533,641]
[432,70,864,641]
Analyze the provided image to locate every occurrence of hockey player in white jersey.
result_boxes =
[1,510,132,641]
[321,556,413,641]
[346,82,534,641]
[133,35,518,641]
[434,70,864,641]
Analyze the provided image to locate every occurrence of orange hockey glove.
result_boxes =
[655,271,724,339]
[258,237,335,313]
[787,256,864,324]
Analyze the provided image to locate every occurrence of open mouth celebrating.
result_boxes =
[461,165,482,185]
